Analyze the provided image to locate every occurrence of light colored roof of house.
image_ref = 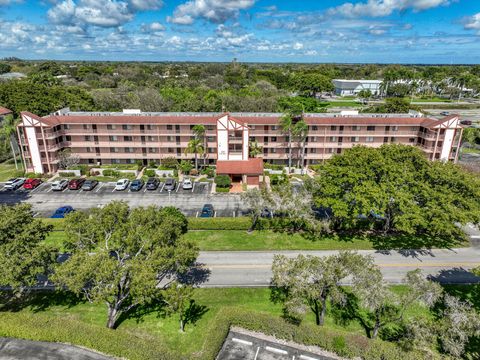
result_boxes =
[0,107,12,115]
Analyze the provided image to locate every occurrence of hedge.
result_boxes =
[58,172,76,177]
[0,312,176,360]
[144,169,156,178]
[188,217,250,230]
[214,175,231,188]
[102,169,120,177]
[215,187,229,193]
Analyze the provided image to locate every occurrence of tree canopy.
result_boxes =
[53,201,198,329]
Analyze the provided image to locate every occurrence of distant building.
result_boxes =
[0,72,26,81]
[332,79,383,96]
[0,107,12,122]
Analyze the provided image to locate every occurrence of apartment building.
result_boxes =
[17,109,463,182]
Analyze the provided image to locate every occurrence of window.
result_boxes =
[310,148,316,153]
[65,135,71,142]
[126,159,136,164]
[228,143,243,153]
[167,136,174,142]
[327,148,334,154]
[411,126,418,131]
[392,126,398,132]
[330,125,337,131]
[366,137,374,142]
[112,159,121,164]
[148,148,157,153]
[351,136,359,143]
[110,147,119,153]
[367,126,375,131]
[409,138,415,143]
[124,147,134,153]
[167,125,173,130]
[124,136,133,142]
[206,125,215,131]
[329,136,337,142]
[391,137,396,143]
[336,148,342,154]
[385,126,390,132]
[147,136,156,142]
[86,147,94,153]
[84,136,92,141]
[271,125,278,131]
[312,126,318,131]
[107,124,116,130]
[168,148,174,153]
[208,147,215,153]
[352,126,360,131]
[271,137,277,142]
[271,148,277,153]
[207,136,215,142]
[384,137,389,143]
[63,124,70,130]
[147,124,156,130]
[83,124,90,130]
[122,125,133,130]
[109,136,118,142]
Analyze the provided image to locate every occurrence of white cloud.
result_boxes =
[47,0,161,28]
[328,0,451,18]
[168,0,256,25]
[292,42,303,50]
[142,21,166,32]
[463,13,480,34]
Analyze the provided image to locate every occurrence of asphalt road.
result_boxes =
[0,338,112,360]
[197,247,480,287]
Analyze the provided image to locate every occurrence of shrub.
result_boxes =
[160,157,178,169]
[148,160,157,168]
[264,162,284,170]
[144,169,156,178]
[68,164,90,175]
[173,169,178,177]
[135,160,143,171]
[269,174,286,186]
[102,169,120,177]
[58,172,76,177]
[216,187,229,193]
[190,169,198,176]
[309,164,322,173]
[179,160,193,174]
[25,172,42,178]
[201,166,215,178]
[214,175,231,188]
[188,217,251,230]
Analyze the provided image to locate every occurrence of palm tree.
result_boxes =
[293,120,308,174]
[280,113,294,171]
[249,140,263,158]
[192,124,206,166]
[184,138,204,171]
[0,115,19,170]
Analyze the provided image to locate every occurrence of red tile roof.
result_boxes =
[216,158,264,175]
[0,107,12,116]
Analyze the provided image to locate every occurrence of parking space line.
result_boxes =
[254,347,260,360]
[196,211,199,218]
[95,183,104,193]
[192,182,195,193]
[471,235,480,239]
[266,346,288,355]
[160,183,165,192]
[176,183,180,193]
[214,211,217,218]
[232,338,252,346]
[299,355,319,360]
[62,186,68,192]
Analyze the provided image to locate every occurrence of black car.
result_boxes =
[200,204,214,218]
[82,179,99,191]
[130,179,144,191]
[146,177,159,190]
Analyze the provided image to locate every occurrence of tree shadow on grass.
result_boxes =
[116,299,167,327]
[184,299,209,327]
[0,290,85,313]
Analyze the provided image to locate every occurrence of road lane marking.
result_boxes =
[203,262,480,270]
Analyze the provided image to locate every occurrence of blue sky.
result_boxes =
[0,0,479,63]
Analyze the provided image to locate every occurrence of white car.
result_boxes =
[51,179,69,191]
[182,178,193,190]
[115,179,130,191]
[4,178,25,190]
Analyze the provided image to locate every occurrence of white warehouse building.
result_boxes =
[332,79,383,96]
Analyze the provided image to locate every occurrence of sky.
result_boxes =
[0,0,479,63]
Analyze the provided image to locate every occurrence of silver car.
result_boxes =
[51,179,69,191]
[115,179,130,191]
[4,178,25,190]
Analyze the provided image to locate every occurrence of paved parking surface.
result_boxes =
[0,181,246,218]
[217,331,336,360]
[0,338,112,360]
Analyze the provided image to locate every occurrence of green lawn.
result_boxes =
[0,286,442,359]
[0,160,23,181]
[461,147,480,154]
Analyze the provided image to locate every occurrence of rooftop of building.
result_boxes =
[332,79,383,84]
[0,106,12,116]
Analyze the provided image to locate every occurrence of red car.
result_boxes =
[23,178,42,190]
[68,178,85,190]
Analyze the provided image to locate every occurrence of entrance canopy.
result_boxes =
[216,158,263,175]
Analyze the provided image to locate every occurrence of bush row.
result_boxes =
[0,311,175,360]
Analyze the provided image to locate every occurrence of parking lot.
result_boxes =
[0,180,246,218]
[217,330,337,360]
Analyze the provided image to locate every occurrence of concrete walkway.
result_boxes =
[0,338,113,360]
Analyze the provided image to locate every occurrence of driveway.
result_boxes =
[0,338,113,360]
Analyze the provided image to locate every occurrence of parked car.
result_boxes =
[200,204,214,218]
[4,178,25,190]
[130,179,144,191]
[460,120,472,126]
[23,178,42,190]
[68,178,85,190]
[146,177,160,190]
[115,179,130,191]
[82,179,99,191]
[50,206,74,218]
[182,178,193,190]
[164,178,176,191]
[51,179,69,191]
[440,111,450,116]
